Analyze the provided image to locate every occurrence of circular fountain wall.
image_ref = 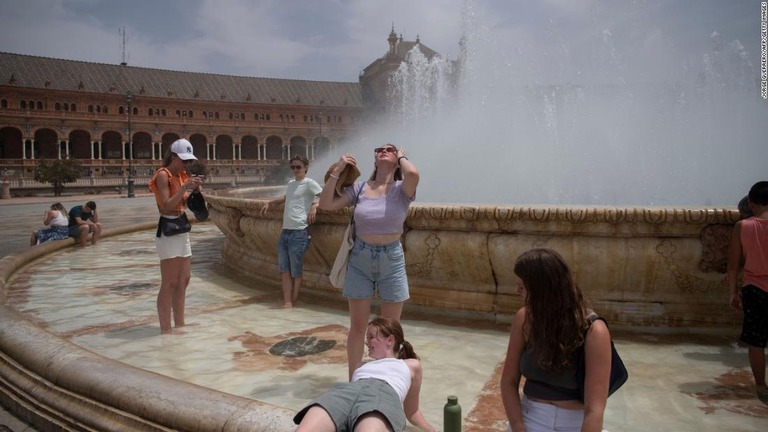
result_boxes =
[208,192,741,330]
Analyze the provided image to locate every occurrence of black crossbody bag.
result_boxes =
[156,213,191,238]
[575,315,628,402]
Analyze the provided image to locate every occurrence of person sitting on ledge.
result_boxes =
[293,317,436,432]
[67,200,101,247]
[30,202,69,246]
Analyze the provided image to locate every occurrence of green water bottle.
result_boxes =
[444,395,461,432]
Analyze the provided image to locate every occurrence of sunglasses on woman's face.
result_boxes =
[290,165,304,170]
[374,147,397,154]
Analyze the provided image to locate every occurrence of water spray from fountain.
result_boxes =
[315,0,767,207]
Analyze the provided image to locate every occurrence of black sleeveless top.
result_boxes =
[520,344,580,401]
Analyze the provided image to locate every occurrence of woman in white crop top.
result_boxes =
[294,317,435,432]
[319,143,419,380]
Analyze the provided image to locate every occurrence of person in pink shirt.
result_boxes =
[727,180,768,401]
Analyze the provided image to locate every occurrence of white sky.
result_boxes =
[0,0,761,83]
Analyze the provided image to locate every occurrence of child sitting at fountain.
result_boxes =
[727,180,768,402]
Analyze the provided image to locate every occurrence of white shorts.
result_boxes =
[506,396,584,432]
[156,231,191,260]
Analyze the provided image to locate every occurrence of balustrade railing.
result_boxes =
[8,175,265,189]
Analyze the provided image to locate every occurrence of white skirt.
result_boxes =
[156,231,191,260]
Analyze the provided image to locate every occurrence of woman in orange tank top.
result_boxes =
[148,139,203,335]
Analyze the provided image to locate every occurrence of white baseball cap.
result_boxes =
[170,139,197,160]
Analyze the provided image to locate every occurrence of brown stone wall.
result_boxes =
[209,192,742,331]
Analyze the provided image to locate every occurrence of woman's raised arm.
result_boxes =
[319,154,356,211]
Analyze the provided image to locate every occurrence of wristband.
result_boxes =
[329,173,340,179]
[398,156,408,164]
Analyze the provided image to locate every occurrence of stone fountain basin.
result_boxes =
[206,191,742,331]
[0,191,742,431]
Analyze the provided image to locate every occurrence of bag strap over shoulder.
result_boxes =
[349,181,365,224]
[353,181,364,205]
[576,312,629,402]
[587,314,604,325]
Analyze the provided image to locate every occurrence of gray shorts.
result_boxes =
[68,224,93,237]
[293,379,406,431]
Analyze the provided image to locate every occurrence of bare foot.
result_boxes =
[292,286,301,304]
[282,302,293,308]
[178,322,200,328]
[757,385,768,405]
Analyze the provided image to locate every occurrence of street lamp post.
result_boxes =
[126,92,135,198]
[318,111,323,158]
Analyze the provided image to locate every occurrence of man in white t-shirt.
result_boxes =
[261,155,322,307]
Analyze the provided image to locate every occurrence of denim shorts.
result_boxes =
[278,228,310,278]
[343,237,410,302]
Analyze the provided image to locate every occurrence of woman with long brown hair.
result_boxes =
[500,248,612,432]
[148,138,203,334]
[294,317,435,432]
[30,202,69,245]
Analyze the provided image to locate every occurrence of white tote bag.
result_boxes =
[329,223,354,288]
[328,182,363,288]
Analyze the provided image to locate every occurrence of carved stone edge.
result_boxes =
[0,223,295,432]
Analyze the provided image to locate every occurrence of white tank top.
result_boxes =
[50,210,68,226]
[352,358,411,402]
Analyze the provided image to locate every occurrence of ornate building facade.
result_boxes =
[359,27,442,114]
[0,28,443,182]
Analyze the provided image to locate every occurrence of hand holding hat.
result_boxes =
[187,191,209,221]
[185,161,208,221]
[325,155,360,197]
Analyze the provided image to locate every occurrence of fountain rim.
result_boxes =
[207,189,741,227]
[0,223,295,431]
